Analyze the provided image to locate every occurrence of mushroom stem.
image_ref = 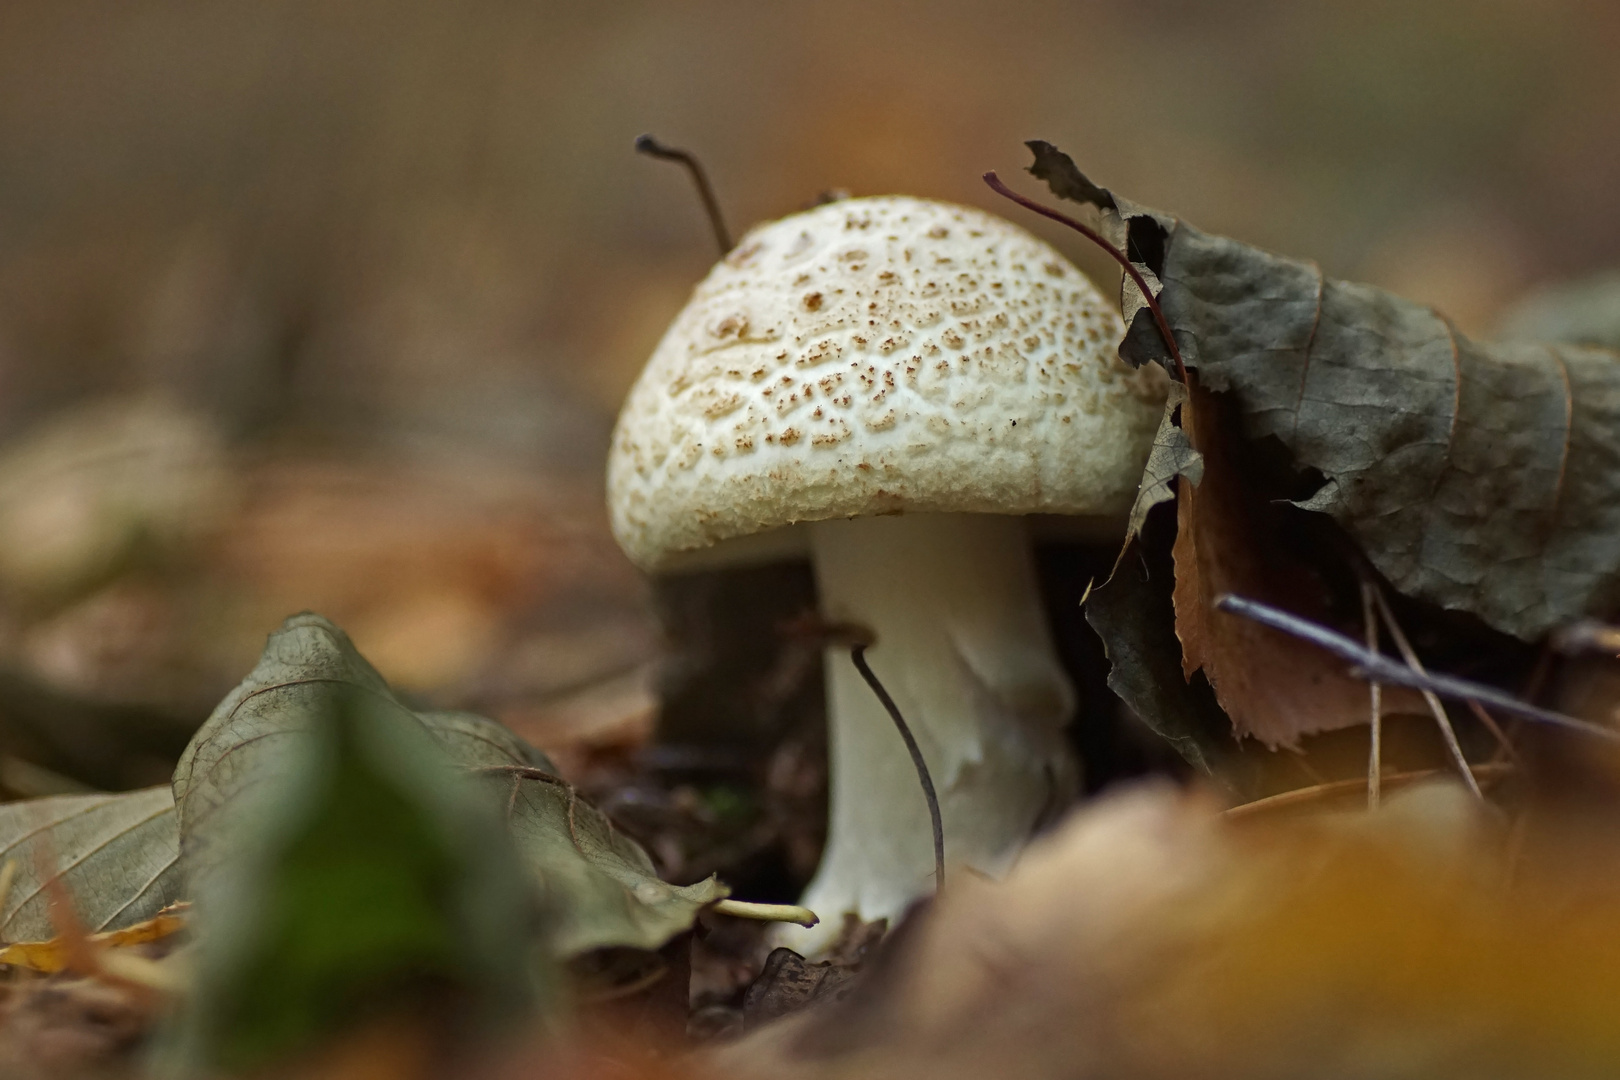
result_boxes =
[779,512,1076,954]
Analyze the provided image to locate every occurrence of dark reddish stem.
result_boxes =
[982,171,1187,384]
[850,644,945,893]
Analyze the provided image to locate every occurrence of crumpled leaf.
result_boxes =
[1083,534,1232,781]
[1172,383,1425,747]
[1028,142,1620,641]
[1091,383,1231,775]
[172,613,722,962]
[0,786,180,943]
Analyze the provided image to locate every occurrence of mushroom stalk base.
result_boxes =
[780,513,1076,954]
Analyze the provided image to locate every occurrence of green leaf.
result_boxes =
[172,615,539,1071]
[1029,143,1620,640]
[168,613,722,1068]
[0,786,180,942]
[173,615,721,959]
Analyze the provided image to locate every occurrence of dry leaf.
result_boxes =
[1172,383,1423,746]
[717,781,1620,1080]
[173,613,724,961]
[1083,533,1237,781]
[1028,141,1620,641]
[0,910,185,974]
[0,787,180,943]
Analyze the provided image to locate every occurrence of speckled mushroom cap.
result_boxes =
[607,195,1168,571]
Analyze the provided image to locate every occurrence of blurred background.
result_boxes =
[0,0,1615,798]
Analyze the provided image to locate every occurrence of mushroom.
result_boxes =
[607,195,1167,952]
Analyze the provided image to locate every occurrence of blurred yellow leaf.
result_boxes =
[0,909,185,974]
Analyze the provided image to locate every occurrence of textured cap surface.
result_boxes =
[608,196,1168,570]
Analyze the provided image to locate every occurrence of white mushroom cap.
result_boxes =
[607,196,1167,570]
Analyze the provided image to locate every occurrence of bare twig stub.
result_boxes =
[635,134,732,255]
[1468,700,1520,764]
[849,645,945,893]
[1214,594,1620,743]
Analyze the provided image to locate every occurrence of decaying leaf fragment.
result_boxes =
[1029,141,1620,641]
[1122,380,1202,546]
[1084,381,1244,773]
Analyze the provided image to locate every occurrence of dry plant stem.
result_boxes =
[1214,594,1620,742]
[981,171,1189,384]
[1361,581,1383,810]
[1224,762,1514,820]
[1494,641,1556,762]
[1467,701,1520,764]
[851,644,946,894]
[1368,589,1487,797]
[711,899,820,927]
[1363,585,1482,799]
[634,134,732,254]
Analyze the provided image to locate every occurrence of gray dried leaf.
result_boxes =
[0,786,179,942]
[1029,143,1620,640]
[172,613,722,960]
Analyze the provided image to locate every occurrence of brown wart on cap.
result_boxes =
[606,195,1167,953]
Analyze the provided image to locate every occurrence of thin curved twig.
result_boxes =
[1224,762,1515,821]
[1366,583,1482,799]
[850,645,945,893]
[1215,594,1620,743]
[1360,580,1383,809]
